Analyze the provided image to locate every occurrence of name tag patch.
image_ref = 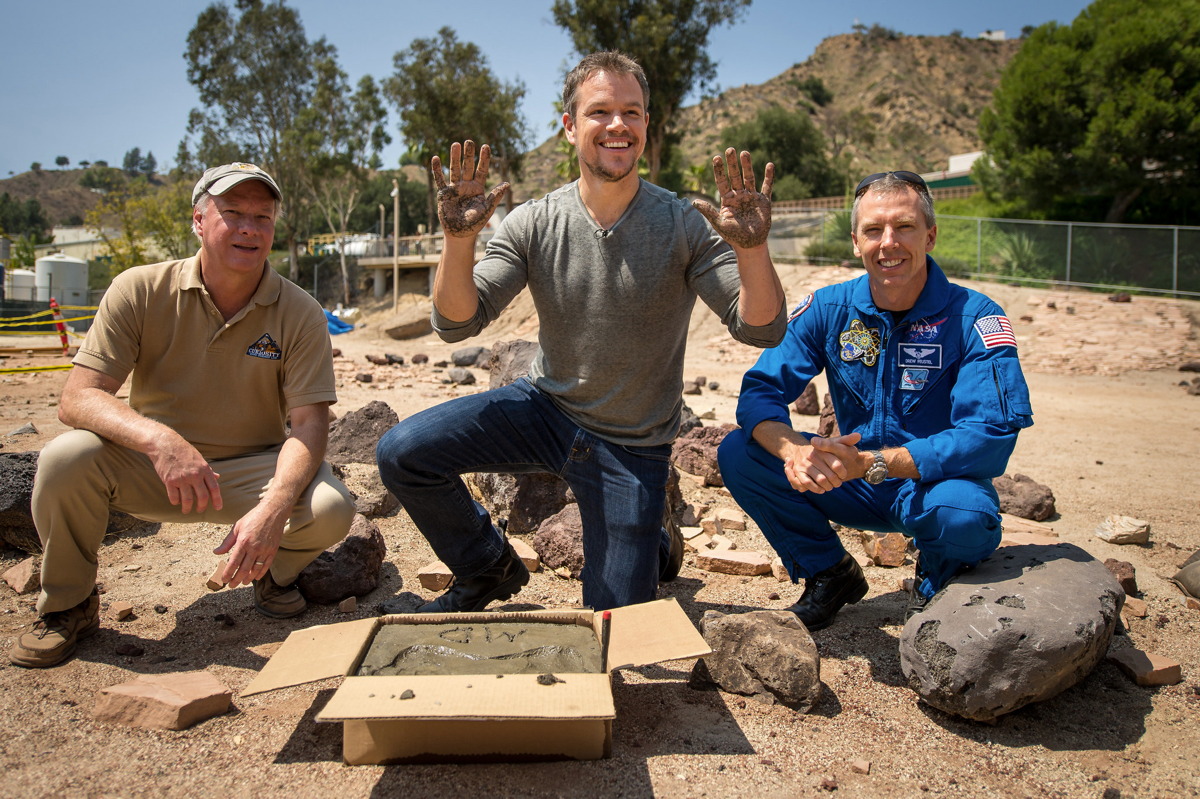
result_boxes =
[898,343,942,369]
[247,333,282,360]
[901,368,929,391]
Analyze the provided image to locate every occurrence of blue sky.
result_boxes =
[0,0,1093,179]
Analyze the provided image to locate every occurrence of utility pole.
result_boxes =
[391,179,400,311]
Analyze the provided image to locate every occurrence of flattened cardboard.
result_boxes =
[241,617,377,696]
[605,598,710,669]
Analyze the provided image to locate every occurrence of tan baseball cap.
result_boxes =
[191,162,282,205]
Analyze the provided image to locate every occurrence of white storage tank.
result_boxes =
[6,268,36,301]
[35,253,89,306]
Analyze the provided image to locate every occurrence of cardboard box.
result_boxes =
[242,598,709,764]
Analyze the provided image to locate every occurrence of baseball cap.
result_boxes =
[191,162,282,205]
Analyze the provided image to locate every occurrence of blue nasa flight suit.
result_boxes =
[718,257,1034,599]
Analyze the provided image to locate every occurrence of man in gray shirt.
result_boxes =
[377,51,786,611]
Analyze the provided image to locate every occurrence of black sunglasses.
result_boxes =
[854,170,928,198]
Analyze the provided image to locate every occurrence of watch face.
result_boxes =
[866,465,886,484]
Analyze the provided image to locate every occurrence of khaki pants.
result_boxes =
[33,429,356,614]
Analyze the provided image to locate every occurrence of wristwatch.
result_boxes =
[864,450,888,485]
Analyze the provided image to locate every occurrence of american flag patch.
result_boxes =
[788,293,813,322]
[974,315,1017,349]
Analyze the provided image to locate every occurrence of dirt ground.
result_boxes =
[1,263,1199,799]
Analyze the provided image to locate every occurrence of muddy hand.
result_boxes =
[431,140,511,238]
[692,148,774,249]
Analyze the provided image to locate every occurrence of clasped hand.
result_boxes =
[783,432,865,494]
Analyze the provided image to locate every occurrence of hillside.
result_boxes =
[0,168,105,227]
[512,32,1021,200]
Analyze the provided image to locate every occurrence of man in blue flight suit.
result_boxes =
[717,171,1033,631]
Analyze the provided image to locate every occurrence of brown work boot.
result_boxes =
[10,588,100,668]
[253,571,307,619]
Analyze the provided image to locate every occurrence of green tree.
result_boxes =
[80,165,126,193]
[30,162,41,174]
[141,151,157,178]
[55,156,70,169]
[297,57,391,305]
[182,0,335,281]
[552,0,751,185]
[720,106,839,201]
[123,147,143,176]
[85,180,194,275]
[384,27,529,233]
[979,0,1200,223]
[0,193,53,241]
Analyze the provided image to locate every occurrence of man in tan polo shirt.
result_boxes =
[9,162,355,669]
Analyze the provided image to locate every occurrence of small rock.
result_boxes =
[682,384,702,396]
[770,557,790,582]
[860,531,909,567]
[1095,515,1150,545]
[1121,596,1148,618]
[92,671,232,730]
[6,423,38,436]
[1107,648,1183,686]
[121,564,141,573]
[154,605,168,614]
[850,760,871,775]
[694,549,772,576]
[411,353,429,365]
[338,596,357,613]
[114,643,145,657]
[708,381,719,391]
[684,532,713,552]
[452,346,487,367]
[714,508,746,531]
[709,533,736,550]
[1103,559,1138,595]
[447,367,475,385]
[2,557,40,594]
[417,561,454,591]
[509,538,541,572]
[111,601,134,621]
[354,373,373,383]
[378,592,424,614]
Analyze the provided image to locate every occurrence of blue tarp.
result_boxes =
[324,309,353,335]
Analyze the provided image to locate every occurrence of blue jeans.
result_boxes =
[377,378,672,610]
[717,427,1001,597]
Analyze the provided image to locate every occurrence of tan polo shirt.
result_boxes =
[74,253,336,460]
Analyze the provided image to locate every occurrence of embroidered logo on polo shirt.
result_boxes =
[247,333,282,360]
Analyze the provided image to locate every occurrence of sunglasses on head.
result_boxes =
[854,170,928,198]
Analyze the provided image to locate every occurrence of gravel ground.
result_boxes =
[1,267,1199,798]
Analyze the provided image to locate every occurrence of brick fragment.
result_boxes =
[851,552,873,570]
[1106,648,1182,686]
[338,596,357,613]
[1103,558,1138,595]
[1000,531,1062,547]
[770,557,790,582]
[2,557,40,594]
[205,564,226,592]
[709,534,736,551]
[111,601,134,621]
[93,671,232,730]
[417,561,454,591]
[694,549,772,576]
[509,538,541,572]
[714,508,746,531]
[684,533,713,553]
[1121,596,1148,618]
[999,513,1056,536]
[850,759,871,775]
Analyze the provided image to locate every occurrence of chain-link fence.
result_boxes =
[774,208,1200,298]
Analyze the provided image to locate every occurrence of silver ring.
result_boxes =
[253,561,265,565]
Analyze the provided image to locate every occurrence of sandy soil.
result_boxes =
[1,264,1199,799]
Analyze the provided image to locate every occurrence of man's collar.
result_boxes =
[184,251,282,309]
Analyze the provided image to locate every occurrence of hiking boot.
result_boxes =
[659,508,684,583]
[419,543,530,613]
[253,571,307,619]
[786,552,869,632]
[10,588,100,668]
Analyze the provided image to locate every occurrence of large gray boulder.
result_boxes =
[900,542,1123,722]
[689,610,822,711]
